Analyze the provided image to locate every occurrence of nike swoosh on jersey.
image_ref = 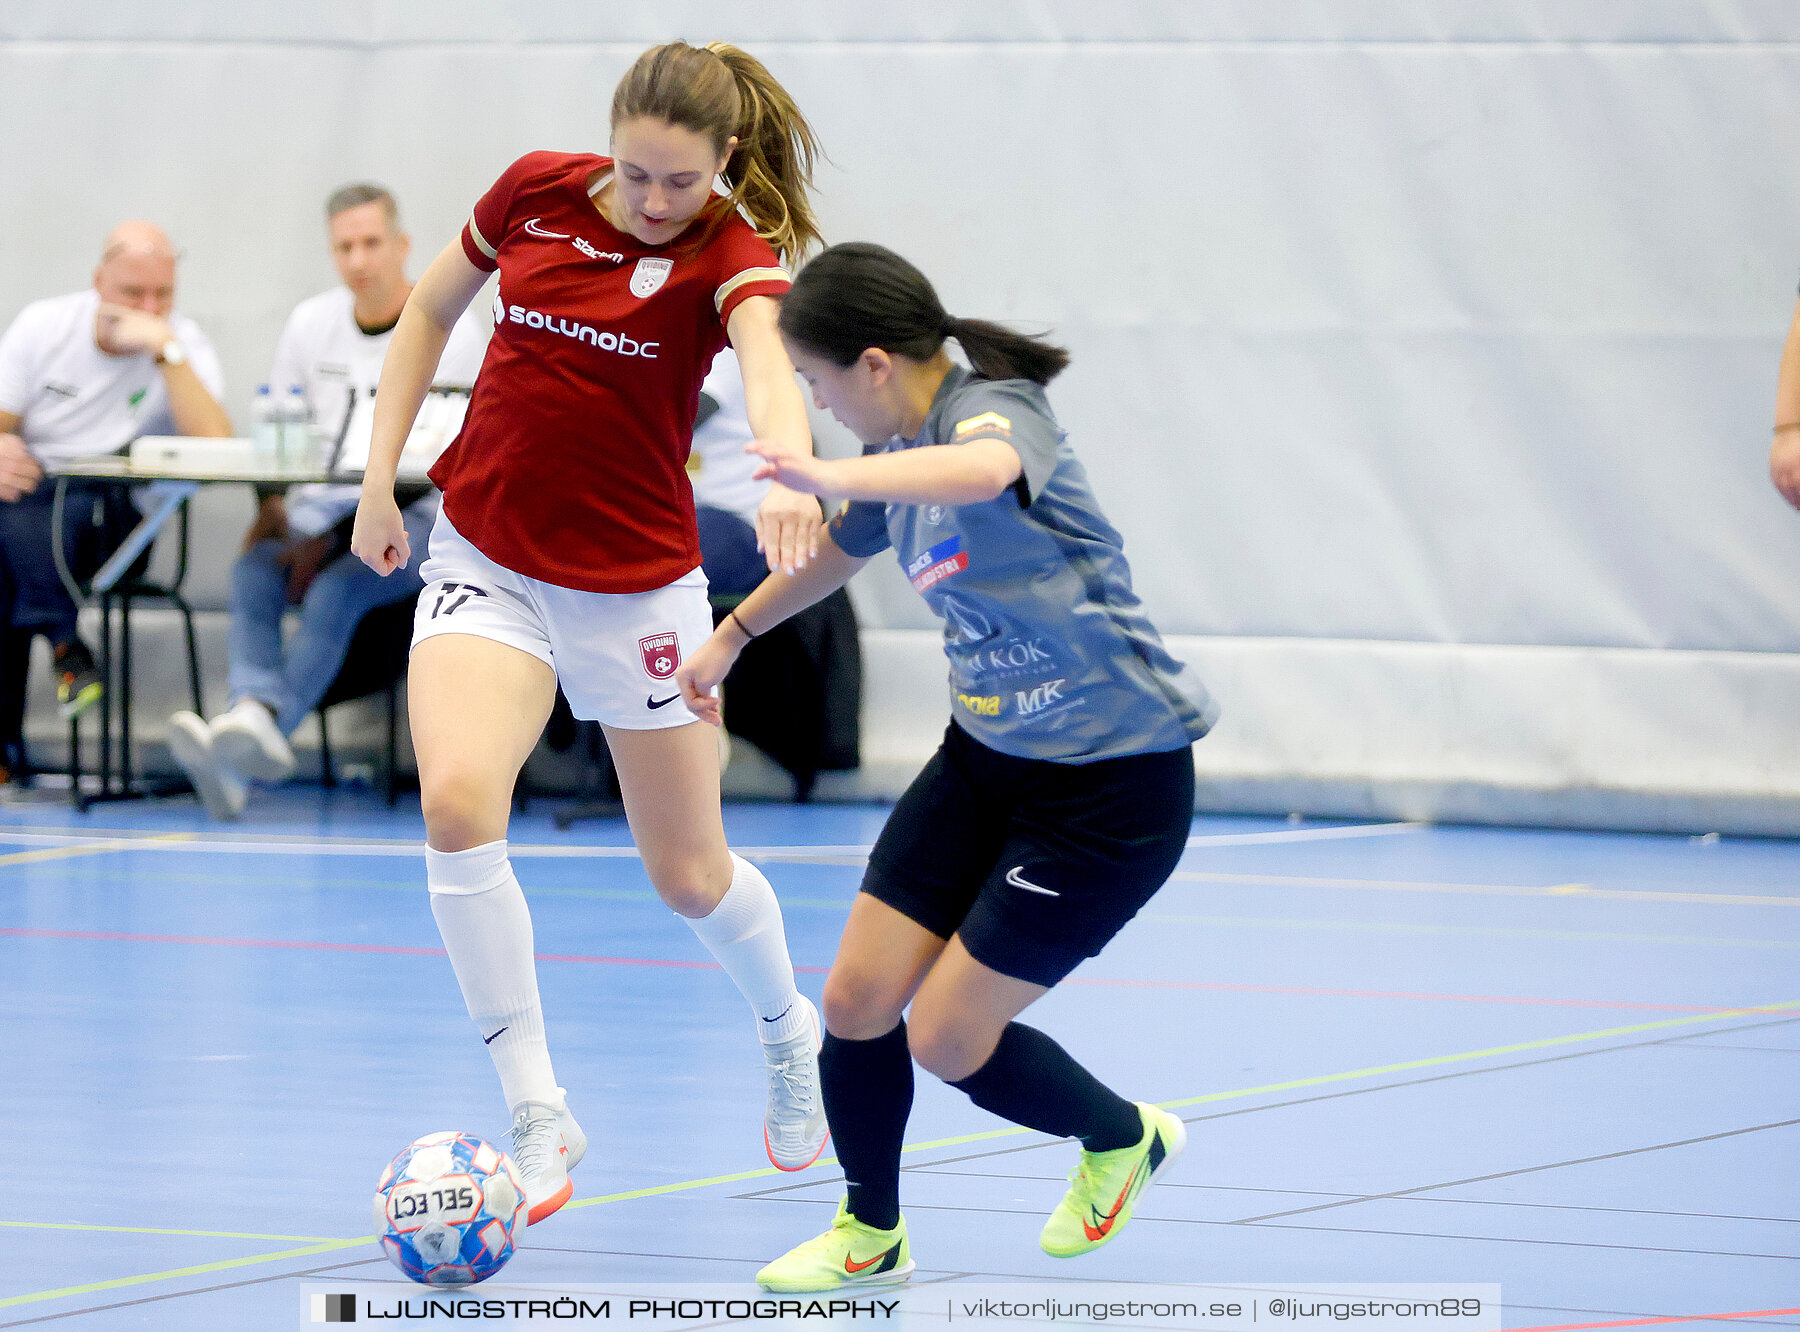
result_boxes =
[1004,865,1059,897]
[524,217,571,239]
[647,694,680,709]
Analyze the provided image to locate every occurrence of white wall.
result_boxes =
[5,3,1798,827]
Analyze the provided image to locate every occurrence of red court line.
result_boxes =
[1508,1308,1800,1331]
[0,928,1751,1012]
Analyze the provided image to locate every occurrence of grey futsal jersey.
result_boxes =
[830,367,1218,763]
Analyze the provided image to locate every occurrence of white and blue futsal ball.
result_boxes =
[373,1131,528,1285]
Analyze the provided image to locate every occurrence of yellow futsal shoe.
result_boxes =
[1040,1102,1186,1258]
[757,1199,914,1292]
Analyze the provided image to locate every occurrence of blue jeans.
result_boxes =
[227,503,434,737]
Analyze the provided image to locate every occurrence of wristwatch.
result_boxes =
[155,339,187,367]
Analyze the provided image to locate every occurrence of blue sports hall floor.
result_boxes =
[0,784,1795,1329]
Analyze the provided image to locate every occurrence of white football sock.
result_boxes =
[427,840,561,1111]
[681,853,808,1044]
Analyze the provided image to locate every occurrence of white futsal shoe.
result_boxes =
[167,711,247,821]
[763,995,829,1171]
[209,699,296,783]
[510,1090,587,1225]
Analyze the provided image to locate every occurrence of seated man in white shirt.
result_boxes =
[0,221,230,782]
[168,183,487,820]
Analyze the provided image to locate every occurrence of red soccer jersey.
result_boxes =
[430,150,791,592]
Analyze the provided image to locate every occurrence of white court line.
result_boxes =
[1186,821,1424,848]
[0,821,1423,859]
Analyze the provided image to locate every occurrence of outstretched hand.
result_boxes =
[748,438,841,498]
[752,459,826,574]
[674,630,741,727]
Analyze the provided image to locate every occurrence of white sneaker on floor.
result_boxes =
[167,711,247,821]
[509,1090,587,1226]
[210,699,296,782]
[763,995,829,1171]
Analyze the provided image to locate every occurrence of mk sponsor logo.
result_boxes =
[42,380,80,400]
[1014,678,1066,715]
[957,693,1001,717]
[905,536,968,592]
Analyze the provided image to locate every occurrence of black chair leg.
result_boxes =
[169,591,203,716]
[384,680,400,808]
[318,708,336,789]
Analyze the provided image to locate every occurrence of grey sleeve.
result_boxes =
[829,500,891,558]
[944,382,1061,505]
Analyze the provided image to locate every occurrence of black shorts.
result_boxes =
[861,722,1195,987]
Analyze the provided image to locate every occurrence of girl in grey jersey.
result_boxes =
[675,242,1206,1291]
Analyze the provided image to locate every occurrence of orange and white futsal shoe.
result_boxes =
[763,995,829,1171]
[509,1089,587,1225]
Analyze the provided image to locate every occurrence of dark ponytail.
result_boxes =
[780,242,1070,385]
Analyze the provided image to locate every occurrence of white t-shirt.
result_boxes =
[270,286,489,536]
[686,349,765,526]
[0,289,226,468]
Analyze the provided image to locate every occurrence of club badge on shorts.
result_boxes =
[639,632,680,680]
[630,258,673,298]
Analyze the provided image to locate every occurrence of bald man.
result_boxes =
[0,221,228,782]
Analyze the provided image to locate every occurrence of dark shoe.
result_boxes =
[53,640,103,720]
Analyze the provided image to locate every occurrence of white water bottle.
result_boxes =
[279,384,312,467]
[251,384,280,464]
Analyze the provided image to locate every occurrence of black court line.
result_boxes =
[1245,1217,1800,1263]
[732,1013,1800,1203]
[912,1167,1800,1225]
[0,1257,386,1329]
[1234,1117,1800,1224]
[1667,1042,1800,1054]
[725,1196,1800,1263]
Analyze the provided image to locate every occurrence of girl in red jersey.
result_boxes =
[351,42,829,1225]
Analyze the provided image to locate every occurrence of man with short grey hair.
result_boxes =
[0,221,229,781]
[167,184,486,819]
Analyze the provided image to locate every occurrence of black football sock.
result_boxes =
[820,1022,913,1231]
[947,1021,1143,1153]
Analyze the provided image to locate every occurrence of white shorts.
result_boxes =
[411,508,713,730]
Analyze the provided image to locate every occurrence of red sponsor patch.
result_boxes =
[639,632,680,681]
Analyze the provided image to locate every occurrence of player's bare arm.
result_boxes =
[352,240,485,575]
[1772,295,1800,512]
[730,294,823,573]
[750,435,1022,507]
[675,538,869,725]
[0,411,40,503]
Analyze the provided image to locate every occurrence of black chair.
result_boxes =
[316,593,418,807]
[712,586,862,802]
[67,495,204,810]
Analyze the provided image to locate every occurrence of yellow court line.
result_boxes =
[0,1220,338,1242]
[7,996,1796,1311]
[0,832,195,869]
[0,1238,368,1309]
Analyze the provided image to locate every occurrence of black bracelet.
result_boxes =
[728,608,759,640]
